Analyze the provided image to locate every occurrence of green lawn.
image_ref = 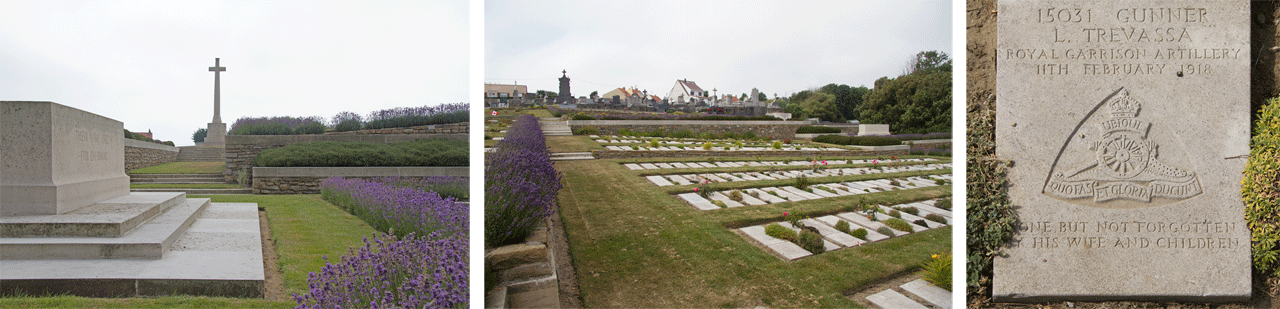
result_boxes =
[128,162,224,174]
[554,158,950,307]
[130,183,244,189]
[0,194,378,308]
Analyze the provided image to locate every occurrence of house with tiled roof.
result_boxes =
[600,87,658,106]
[667,79,710,104]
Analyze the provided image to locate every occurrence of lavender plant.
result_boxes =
[293,232,467,309]
[364,103,468,130]
[485,114,562,246]
[229,116,326,135]
[320,177,467,238]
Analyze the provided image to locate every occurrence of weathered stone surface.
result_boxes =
[123,139,179,171]
[487,243,548,271]
[1,102,129,216]
[994,0,1250,301]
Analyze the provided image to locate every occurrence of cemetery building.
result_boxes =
[485,82,528,107]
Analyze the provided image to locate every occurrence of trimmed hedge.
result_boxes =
[253,138,467,167]
[797,230,825,254]
[812,134,902,146]
[796,126,842,134]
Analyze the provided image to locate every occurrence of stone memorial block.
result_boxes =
[994,0,1250,301]
[1,101,130,216]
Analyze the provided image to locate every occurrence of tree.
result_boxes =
[740,93,748,100]
[192,128,207,143]
[758,92,768,101]
[589,90,598,99]
[860,51,952,133]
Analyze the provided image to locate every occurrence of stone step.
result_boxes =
[1,197,210,259]
[132,188,252,195]
[131,179,227,184]
[0,192,186,238]
[0,202,265,298]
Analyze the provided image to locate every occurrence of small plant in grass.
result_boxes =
[649,139,659,148]
[728,190,743,201]
[702,142,713,150]
[765,223,797,241]
[935,178,945,185]
[877,226,896,238]
[889,179,900,186]
[747,190,759,199]
[768,190,781,197]
[794,175,811,190]
[696,179,713,198]
[934,197,951,210]
[883,218,914,232]
[235,167,249,186]
[898,206,920,216]
[925,213,947,224]
[913,219,929,227]
[834,220,851,233]
[850,228,869,240]
[772,141,782,149]
[797,230,825,254]
[921,253,952,290]
[631,145,639,150]
[712,200,727,208]
[888,210,902,218]
[817,186,837,194]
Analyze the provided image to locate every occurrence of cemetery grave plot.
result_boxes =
[737,199,951,260]
[591,135,851,152]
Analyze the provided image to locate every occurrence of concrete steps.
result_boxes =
[538,118,572,136]
[1,196,210,260]
[129,173,246,194]
[131,188,253,195]
[176,147,225,162]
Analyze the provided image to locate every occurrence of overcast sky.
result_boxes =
[1,0,468,146]
[486,0,951,101]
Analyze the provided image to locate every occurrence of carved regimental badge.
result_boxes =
[1043,89,1201,208]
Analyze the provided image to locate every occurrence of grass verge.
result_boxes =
[128,162,224,174]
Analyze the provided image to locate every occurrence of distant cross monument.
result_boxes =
[203,58,227,147]
[557,70,572,104]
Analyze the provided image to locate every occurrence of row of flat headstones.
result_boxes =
[645,163,951,187]
[589,135,763,144]
[624,158,939,171]
[738,200,952,261]
[598,139,793,146]
[605,145,845,151]
[678,174,952,210]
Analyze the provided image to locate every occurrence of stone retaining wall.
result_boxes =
[225,133,468,183]
[567,120,812,139]
[590,148,908,159]
[250,167,467,194]
[123,138,178,171]
[322,122,468,135]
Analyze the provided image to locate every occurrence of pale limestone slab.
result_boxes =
[669,162,689,169]
[703,174,727,183]
[645,176,673,186]
[676,193,719,210]
[707,192,744,208]
[780,187,823,200]
[623,163,643,170]
[801,218,865,247]
[809,188,840,198]
[746,188,786,204]
[866,289,928,309]
[2,102,129,216]
[654,163,673,169]
[739,174,760,181]
[766,188,805,201]
[667,175,692,186]
[836,213,897,237]
[739,225,784,246]
[639,163,658,169]
[816,215,888,242]
[901,279,952,309]
[994,0,1251,301]
[777,222,839,252]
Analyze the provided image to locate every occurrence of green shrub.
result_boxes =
[850,228,869,240]
[334,119,362,132]
[294,122,326,134]
[192,128,207,143]
[812,134,902,146]
[924,213,947,224]
[888,210,901,218]
[921,253,952,290]
[702,142,712,150]
[649,139,660,148]
[794,175,810,190]
[834,220,851,233]
[619,128,636,136]
[572,126,598,135]
[572,114,596,120]
[728,190,743,202]
[898,206,920,216]
[671,129,695,138]
[765,223,797,241]
[796,126,843,134]
[1245,96,1280,287]
[934,198,951,210]
[883,218,914,232]
[712,200,727,208]
[913,219,929,227]
[772,141,782,149]
[876,226,896,238]
[797,230,825,254]
[645,129,666,137]
[254,138,467,167]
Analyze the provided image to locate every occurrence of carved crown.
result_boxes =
[1107,90,1141,118]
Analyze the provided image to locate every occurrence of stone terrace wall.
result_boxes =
[323,122,467,135]
[590,148,908,159]
[123,138,178,171]
[251,167,467,194]
[567,120,812,140]
[225,133,468,183]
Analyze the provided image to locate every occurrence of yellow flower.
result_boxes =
[932,254,939,259]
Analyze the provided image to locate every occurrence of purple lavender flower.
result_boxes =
[485,114,562,246]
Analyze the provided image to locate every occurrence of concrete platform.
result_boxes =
[2,197,209,259]
[0,202,264,298]
[1,192,185,238]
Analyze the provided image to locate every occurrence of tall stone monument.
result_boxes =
[557,70,572,104]
[203,58,227,148]
[994,0,1250,301]
[1,102,129,215]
